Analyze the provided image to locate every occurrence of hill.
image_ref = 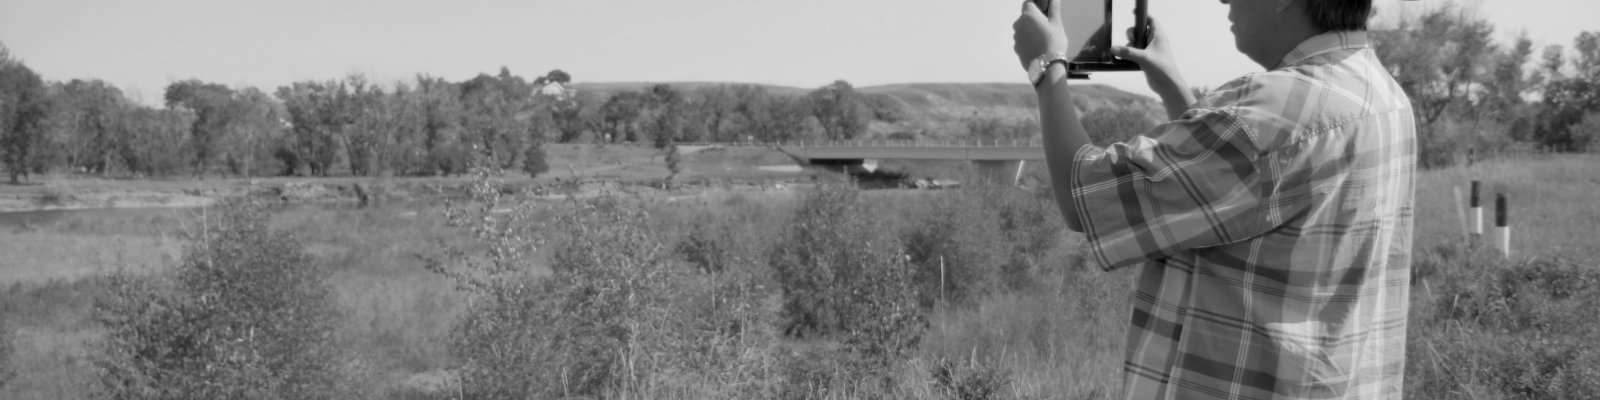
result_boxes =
[570,81,1161,139]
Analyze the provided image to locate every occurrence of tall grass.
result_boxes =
[1,154,1597,399]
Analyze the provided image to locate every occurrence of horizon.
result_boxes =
[2,0,1596,106]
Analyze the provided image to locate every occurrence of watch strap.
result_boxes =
[1030,52,1071,87]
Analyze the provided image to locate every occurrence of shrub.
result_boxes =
[1407,248,1600,399]
[0,313,12,390]
[521,139,549,178]
[899,185,1061,307]
[899,189,1004,307]
[768,184,925,380]
[434,165,779,399]
[94,199,341,399]
[931,358,1012,400]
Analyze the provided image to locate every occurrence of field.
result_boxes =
[0,153,1596,399]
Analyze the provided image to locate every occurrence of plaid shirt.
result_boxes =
[1070,31,1414,399]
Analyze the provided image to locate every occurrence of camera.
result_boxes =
[1035,0,1150,79]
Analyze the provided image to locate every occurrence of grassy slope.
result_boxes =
[573,81,1162,139]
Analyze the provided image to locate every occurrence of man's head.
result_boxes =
[1223,0,1372,68]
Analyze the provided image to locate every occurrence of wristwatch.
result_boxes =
[1027,51,1071,87]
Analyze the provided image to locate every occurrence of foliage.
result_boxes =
[1571,111,1600,151]
[94,199,342,399]
[1407,244,1600,399]
[431,165,776,399]
[0,42,52,183]
[459,67,539,170]
[806,80,869,141]
[964,116,1038,141]
[930,358,1012,400]
[768,184,926,379]
[0,311,12,391]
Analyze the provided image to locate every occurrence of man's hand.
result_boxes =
[1112,18,1195,119]
[1013,0,1070,72]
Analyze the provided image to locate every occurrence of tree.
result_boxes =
[224,87,288,178]
[459,68,537,169]
[276,80,353,176]
[1371,5,1508,167]
[690,85,742,142]
[806,80,869,140]
[96,200,341,399]
[1372,4,1497,127]
[741,90,808,143]
[599,91,645,143]
[49,79,127,175]
[119,107,192,177]
[165,80,243,178]
[549,91,596,143]
[0,43,51,183]
[644,83,686,147]
[535,69,571,85]
[1533,31,1600,152]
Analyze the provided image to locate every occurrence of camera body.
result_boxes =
[1035,0,1150,79]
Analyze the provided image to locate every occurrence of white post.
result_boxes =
[1452,186,1470,242]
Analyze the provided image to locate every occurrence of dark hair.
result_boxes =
[1305,0,1373,31]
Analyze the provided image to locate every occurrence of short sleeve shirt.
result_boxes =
[1070,31,1415,399]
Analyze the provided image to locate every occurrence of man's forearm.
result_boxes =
[1035,65,1091,233]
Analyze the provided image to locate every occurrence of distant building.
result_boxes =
[534,82,572,99]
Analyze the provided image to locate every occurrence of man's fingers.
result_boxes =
[1113,46,1148,64]
[1048,0,1062,21]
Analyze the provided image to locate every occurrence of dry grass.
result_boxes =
[0,153,1595,399]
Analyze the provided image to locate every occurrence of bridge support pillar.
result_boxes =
[971,160,1025,185]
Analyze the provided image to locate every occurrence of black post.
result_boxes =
[1470,181,1481,208]
[1496,193,1507,228]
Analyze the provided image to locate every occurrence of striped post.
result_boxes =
[1496,193,1511,258]
[1470,180,1483,237]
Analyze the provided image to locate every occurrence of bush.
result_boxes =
[768,184,925,379]
[899,189,1004,307]
[0,313,12,390]
[930,358,1012,400]
[1572,111,1600,153]
[1407,248,1600,399]
[434,166,778,399]
[521,139,549,178]
[899,185,1060,307]
[94,199,341,399]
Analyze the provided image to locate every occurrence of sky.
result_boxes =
[1,0,1595,105]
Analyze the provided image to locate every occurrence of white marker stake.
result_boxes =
[1470,180,1483,237]
[1496,193,1510,258]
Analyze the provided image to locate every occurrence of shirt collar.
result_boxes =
[1275,31,1370,69]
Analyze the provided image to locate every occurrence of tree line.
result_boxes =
[0,43,881,183]
[6,6,1600,184]
[1371,5,1600,167]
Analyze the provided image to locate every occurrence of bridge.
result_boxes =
[772,139,1046,184]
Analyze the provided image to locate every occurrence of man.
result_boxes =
[1013,0,1414,398]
